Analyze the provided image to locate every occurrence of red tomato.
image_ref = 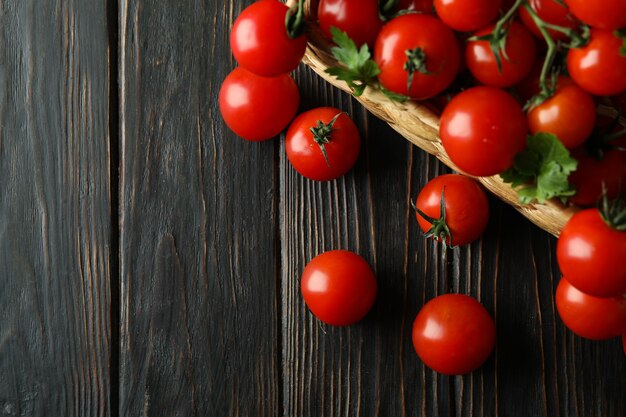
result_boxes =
[412,294,496,375]
[466,22,536,88]
[519,0,579,41]
[300,250,377,326]
[396,0,434,13]
[567,29,626,97]
[440,87,528,176]
[231,0,307,77]
[556,277,626,340]
[527,77,596,149]
[219,67,299,141]
[414,174,489,247]
[374,14,460,100]
[557,208,626,297]
[569,148,626,206]
[318,0,383,48]
[285,107,361,181]
[564,0,626,30]
[434,0,502,32]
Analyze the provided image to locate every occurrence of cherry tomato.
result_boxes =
[466,22,536,88]
[555,277,626,340]
[373,14,460,100]
[527,77,596,149]
[557,208,626,297]
[414,174,489,247]
[519,0,579,42]
[434,0,502,32]
[396,0,434,13]
[219,67,299,142]
[301,250,377,326]
[231,0,307,77]
[567,29,626,97]
[285,107,361,181]
[564,0,626,30]
[318,0,383,48]
[569,148,626,206]
[412,294,496,375]
[440,86,528,176]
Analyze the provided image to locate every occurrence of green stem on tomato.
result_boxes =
[411,189,454,251]
[523,4,560,110]
[286,0,305,39]
[381,0,399,15]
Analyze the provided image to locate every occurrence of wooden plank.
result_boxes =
[0,0,112,416]
[282,65,626,416]
[118,1,280,416]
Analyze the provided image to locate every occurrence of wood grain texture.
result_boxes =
[0,0,112,416]
[282,64,626,417]
[118,1,280,416]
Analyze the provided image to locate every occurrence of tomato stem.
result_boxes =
[310,112,344,168]
[411,188,454,250]
[286,0,306,39]
[381,0,399,15]
[404,48,432,93]
[600,193,626,231]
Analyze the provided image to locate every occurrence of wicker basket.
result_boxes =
[287,0,587,237]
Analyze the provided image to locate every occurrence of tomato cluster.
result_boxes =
[222,0,626,377]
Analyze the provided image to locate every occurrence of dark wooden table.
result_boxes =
[1,1,624,416]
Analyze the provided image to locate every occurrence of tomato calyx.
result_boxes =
[411,188,454,250]
[599,193,626,232]
[616,28,626,56]
[286,0,306,39]
[584,116,626,159]
[309,112,344,167]
[404,48,432,92]
[380,0,399,17]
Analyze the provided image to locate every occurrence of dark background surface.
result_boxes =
[0,0,624,416]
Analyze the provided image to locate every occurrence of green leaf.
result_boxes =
[380,86,409,103]
[500,132,578,204]
[324,27,381,96]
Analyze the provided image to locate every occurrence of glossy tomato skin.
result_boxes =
[567,30,626,96]
[219,67,299,141]
[415,174,489,246]
[556,277,626,340]
[565,0,626,30]
[301,250,377,326]
[374,14,460,100]
[440,87,528,176]
[557,209,626,297]
[434,0,501,32]
[285,107,361,181]
[519,0,579,41]
[527,77,596,149]
[412,294,496,375]
[569,148,626,206]
[231,0,307,77]
[318,0,383,48]
[466,22,536,88]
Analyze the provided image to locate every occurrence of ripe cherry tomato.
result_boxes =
[373,14,460,100]
[569,148,626,206]
[285,107,361,181]
[318,0,383,48]
[527,77,596,149]
[301,250,377,326]
[231,0,307,77]
[557,208,626,297]
[412,294,496,375]
[567,29,626,97]
[555,277,626,340]
[466,22,536,88]
[434,0,502,32]
[414,174,489,247]
[396,0,434,13]
[519,0,579,41]
[564,0,626,30]
[440,86,528,176]
[219,67,299,141]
